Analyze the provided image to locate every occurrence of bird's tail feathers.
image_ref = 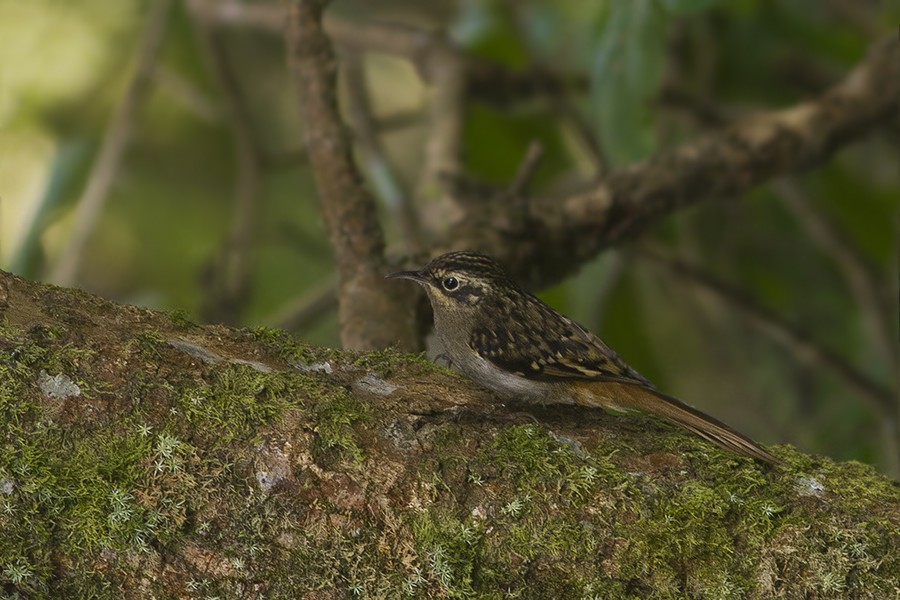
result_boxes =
[581,382,779,465]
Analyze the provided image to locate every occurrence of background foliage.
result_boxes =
[1,0,897,472]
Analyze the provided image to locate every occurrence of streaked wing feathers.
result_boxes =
[469,295,652,388]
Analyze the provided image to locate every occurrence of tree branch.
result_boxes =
[284,0,417,351]
[1,268,899,597]
[442,36,900,291]
[199,0,582,107]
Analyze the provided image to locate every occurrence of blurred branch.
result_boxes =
[636,247,895,420]
[657,83,731,128]
[190,6,264,325]
[343,53,424,254]
[440,36,900,292]
[285,0,418,351]
[416,33,466,222]
[264,278,337,333]
[262,108,421,170]
[197,0,583,106]
[774,178,898,366]
[557,97,610,177]
[825,0,881,36]
[508,141,545,199]
[155,65,223,123]
[48,0,174,285]
[592,250,630,330]
[435,141,544,235]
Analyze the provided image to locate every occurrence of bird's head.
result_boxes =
[385,251,512,316]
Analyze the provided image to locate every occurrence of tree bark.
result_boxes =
[285,0,418,352]
[0,269,897,599]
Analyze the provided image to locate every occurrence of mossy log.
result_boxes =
[0,269,898,599]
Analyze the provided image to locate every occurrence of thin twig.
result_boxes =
[592,250,630,330]
[506,5,609,176]
[657,83,731,128]
[775,177,900,472]
[636,247,895,419]
[154,65,223,123]
[203,0,584,106]
[416,34,466,221]
[343,52,424,254]
[262,108,421,170]
[775,178,897,366]
[49,0,174,285]
[264,278,337,332]
[190,7,263,325]
[508,141,545,199]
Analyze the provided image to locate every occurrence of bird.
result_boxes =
[386,251,778,464]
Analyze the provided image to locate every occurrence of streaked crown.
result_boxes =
[386,251,514,306]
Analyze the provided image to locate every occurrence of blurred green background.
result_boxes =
[1,0,897,472]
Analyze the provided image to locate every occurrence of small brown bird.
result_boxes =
[387,251,778,464]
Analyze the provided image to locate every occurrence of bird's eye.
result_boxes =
[442,276,459,291]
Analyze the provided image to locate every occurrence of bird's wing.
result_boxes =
[469,294,653,388]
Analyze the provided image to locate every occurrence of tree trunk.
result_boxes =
[0,269,897,599]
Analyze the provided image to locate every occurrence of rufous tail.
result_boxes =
[583,382,779,464]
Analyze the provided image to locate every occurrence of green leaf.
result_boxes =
[463,103,568,185]
[589,0,667,166]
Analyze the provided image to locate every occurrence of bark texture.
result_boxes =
[0,269,898,599]
[285,0,418,351]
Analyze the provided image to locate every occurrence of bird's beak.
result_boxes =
[385,269,427,284]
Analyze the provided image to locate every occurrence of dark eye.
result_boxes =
[442,276,459,291]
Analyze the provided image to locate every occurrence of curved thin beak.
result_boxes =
[385,269,427,283]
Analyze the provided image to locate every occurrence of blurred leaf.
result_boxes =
[814,162,899,268]
[662,0,723,14]
[454,0,528,68]
[599,269,666,385]
[9,139,94,277]
[463,103,569,185]
[589,0,666,166]
[519,1,607,69]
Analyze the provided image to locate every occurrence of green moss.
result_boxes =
[174,364,301,445]
[127,330,167,359]
[411,510,490,598]
[760,456,900,597]
[0,417,194,594]
[402,426,631,597]
[251,326,457,382]
[351,346,447,378]
[3,317,898,597]
[485,425,624,495]
[0,323,96,433]
[166,308,196,330]
[0,351,39,435]
[250,326,340,367]
[617,476,771,597]
[401,418,897,599]
[313,391,371,465]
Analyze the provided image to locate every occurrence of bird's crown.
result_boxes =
[386,251,516,306]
